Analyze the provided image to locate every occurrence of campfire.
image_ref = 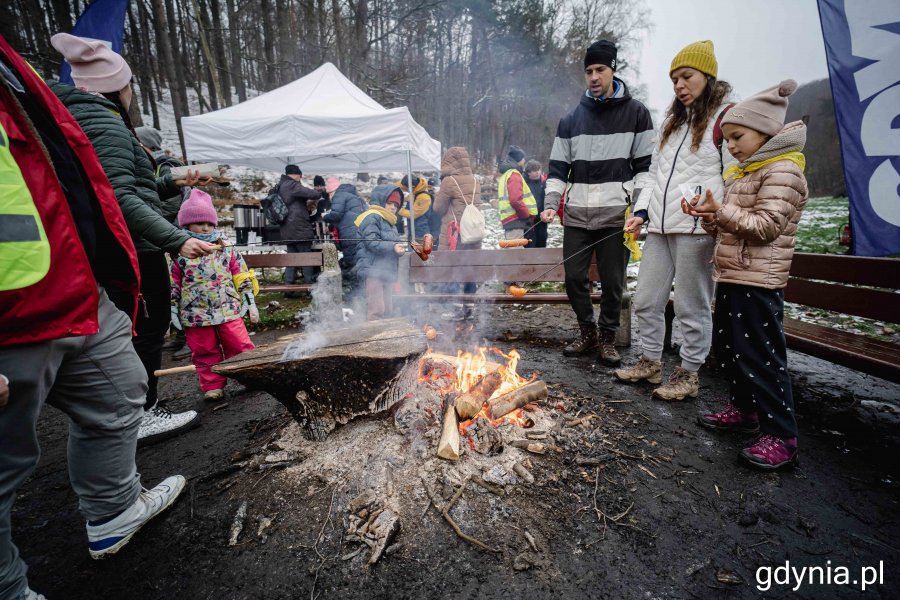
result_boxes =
[418,345,548,461]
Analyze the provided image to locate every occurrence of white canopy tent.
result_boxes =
[180,62,441,174]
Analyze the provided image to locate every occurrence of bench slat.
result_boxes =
[245,253,324,268]
[418,248,594,267]
[257,284,314,293]
[408,264,599,283]
[790,253,900,288]
[785,278,900,323]
[394,293,603,304]
[784,318,900,382]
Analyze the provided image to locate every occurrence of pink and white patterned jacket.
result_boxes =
[171,239,253,327]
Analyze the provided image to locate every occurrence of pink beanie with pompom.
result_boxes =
[325,177,341,194]
[721,79,798,137]
[178,189,218,227]
[50,33,132,93]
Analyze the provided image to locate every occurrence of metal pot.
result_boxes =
[233,204,257,229]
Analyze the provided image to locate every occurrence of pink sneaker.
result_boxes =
[698,403,759,433]
[740,434,798,471]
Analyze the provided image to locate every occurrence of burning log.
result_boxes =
[454,371,502,419]
[437,403,460,461]
[213,318,426,440]
[488,380,548,420]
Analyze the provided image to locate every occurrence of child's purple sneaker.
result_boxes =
[739,434,798,471]
[698,403,759,433]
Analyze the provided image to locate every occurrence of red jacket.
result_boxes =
[0,36,139,347]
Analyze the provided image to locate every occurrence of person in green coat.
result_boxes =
[50,33,214,446]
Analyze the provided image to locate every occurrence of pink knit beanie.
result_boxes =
[721,79,798,137]
[50,33,132,93]
[178,189,218,227]
[326,177,341,194]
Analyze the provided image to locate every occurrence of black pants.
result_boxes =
[563,225,629,331]
[533,221,548,248]
[713,283,797,439]
[285,241,318,284]
[108,251,170,410]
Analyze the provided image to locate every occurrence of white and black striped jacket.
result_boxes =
[544,78,655,230]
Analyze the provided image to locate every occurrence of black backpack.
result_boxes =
[261,186,289,225]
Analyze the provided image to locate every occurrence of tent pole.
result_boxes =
[406,150,415,245]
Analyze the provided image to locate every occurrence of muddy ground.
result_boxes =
[15,303,900,599]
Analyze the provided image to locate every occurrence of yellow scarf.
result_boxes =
[354,205,398,227]
[623,206,642,261]
[723,151,806,182]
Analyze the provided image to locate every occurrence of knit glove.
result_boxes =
[241,291,260,324]
[170,304,182,331]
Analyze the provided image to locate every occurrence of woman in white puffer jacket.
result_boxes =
[616,40,735,401]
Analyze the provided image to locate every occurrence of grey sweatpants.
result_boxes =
[0,289,145,600]
[633,233,715,371]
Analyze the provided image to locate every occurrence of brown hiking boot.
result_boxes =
[598,329,621,366]
[563,323,599,357]
[652,367,699,401]
[614,356,662,384]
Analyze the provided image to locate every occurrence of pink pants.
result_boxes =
[184,319,254,392]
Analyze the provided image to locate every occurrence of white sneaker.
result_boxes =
[22,588,47,600]
[137,405,200,447]
[86,475,186,559]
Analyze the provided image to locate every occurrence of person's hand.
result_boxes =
[540,208,556,223]
[682,189,720,222]
[0,374,8,410]
[394,243,406,255]
[178,238,216,258]
[170,305,182,331]
[624,216,644,233]
[248,304,260,324]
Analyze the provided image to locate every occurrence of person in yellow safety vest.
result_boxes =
[498,145,538,244]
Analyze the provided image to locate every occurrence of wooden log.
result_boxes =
[454,371,502,419]
[488,380,548,419]
[213,318,426,440]
[437,403,460,461]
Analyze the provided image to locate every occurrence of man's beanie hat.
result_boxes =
[285,164,302,175]
[178,189,218,227]
[670,40,718,78]
[51,33,132,93]
[508,145,526,163]
[721,79,798,137]
[135,126,163,151]
[584,40,617,70]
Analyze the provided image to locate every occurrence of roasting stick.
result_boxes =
[522,228,625,288]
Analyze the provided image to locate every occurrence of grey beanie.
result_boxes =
[135,126,163,151]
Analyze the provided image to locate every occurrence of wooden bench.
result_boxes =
[243,251,323,294]
[781,252,900,383]
[396,248,632,344]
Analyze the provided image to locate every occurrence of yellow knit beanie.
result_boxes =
[670,40,718,78]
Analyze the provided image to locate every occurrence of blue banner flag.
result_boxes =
[59,0,130,86]
[816,0,900,256]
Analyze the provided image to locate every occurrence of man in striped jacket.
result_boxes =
[541,39,654,366]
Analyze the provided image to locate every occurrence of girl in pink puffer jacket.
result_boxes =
[685,80,808,471]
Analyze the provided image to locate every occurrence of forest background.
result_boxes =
[4,0,844,196]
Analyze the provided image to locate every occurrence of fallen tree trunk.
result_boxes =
[454,371,502,419]
[437,403,460,461]
[488,380,548,420]
[213,318,426,440]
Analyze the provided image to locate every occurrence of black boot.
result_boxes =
[563,323,599,357]
[598,328,621,366]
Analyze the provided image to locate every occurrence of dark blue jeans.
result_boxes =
[285,241,318,284]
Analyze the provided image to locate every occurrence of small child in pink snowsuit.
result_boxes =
[171,189,257,400]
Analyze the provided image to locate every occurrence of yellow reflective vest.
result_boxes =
[498,169,537,223]
[0,122,50,291]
